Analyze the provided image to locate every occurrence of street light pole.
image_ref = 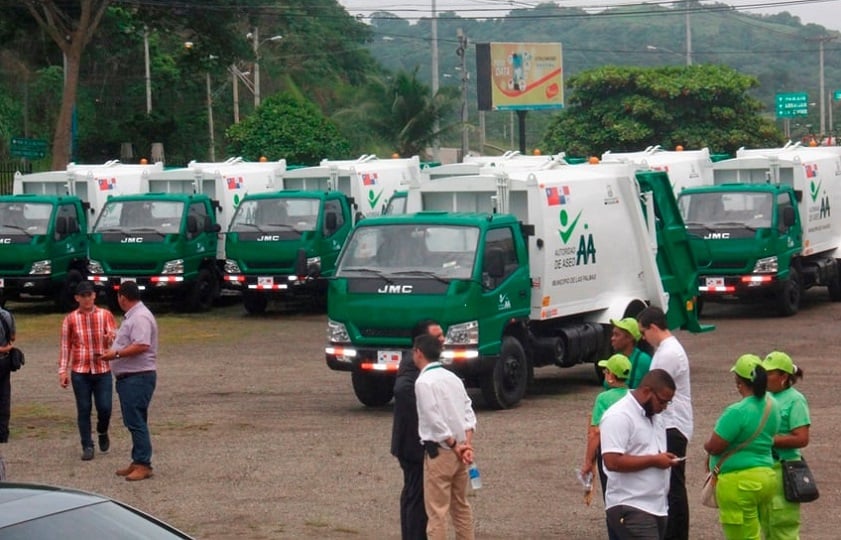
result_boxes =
[144,25,152,113]
[249,29,283,108]
[206,70,215,161]
[685,0,692,66]
[809,36,836,139]
[431,0,440,161]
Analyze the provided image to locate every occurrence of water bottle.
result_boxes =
[468,462,482,490]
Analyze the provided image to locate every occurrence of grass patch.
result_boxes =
[11,402,74,439]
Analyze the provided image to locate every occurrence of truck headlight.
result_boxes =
[327,319,351,343]
[307,256,321,274]
[445,320,479,346]
[161,259,184,274]
[224,259,242,273]
[752,256,778,274]
[88,260,104,274]
[29,259,52,275]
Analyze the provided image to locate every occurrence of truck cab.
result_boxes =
[223,190,354,314]
[87,193,222,311]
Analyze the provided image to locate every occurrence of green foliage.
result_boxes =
[542,65,786,156]
[226,93,350,165]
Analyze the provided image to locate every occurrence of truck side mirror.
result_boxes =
[483,246,505,279]
[325,212,337,233]
[781,206,796,228]
[206,221,221,233]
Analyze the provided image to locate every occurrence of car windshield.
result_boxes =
[93,201,183,234]
[679,191,773,229]
[337,224,479,279]
[0,202,52,235]
[229,198,320,232]
[1,500,190,539]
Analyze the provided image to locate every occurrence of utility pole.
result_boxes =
[809,36,837,138]
[206,71,215,161]
[232,65,240,123]
[144,25,152,113]
[252,27,261,107]
[685,0,692,66]
[431,0,440,161]
[457,29,469,160]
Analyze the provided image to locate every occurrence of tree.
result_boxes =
[225,93,350,165]
[541,65,786,157]
[22,0,111,169]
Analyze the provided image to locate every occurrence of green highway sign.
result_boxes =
[10,137,48,159]
[775,92,808,118]
[835,90,841,101]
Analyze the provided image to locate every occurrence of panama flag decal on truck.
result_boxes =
[545,185,570,206]
[98,177,116,191]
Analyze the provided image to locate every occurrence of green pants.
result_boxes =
[716,466,776,540]
[759,462,801,540]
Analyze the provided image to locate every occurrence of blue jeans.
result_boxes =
[71,371,112,449]
[116,372,156,467]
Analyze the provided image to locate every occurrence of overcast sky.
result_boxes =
[338,0,841,31]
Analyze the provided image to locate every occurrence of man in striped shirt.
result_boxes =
[59,281,117,461]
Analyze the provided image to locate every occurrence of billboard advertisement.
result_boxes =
[476,42,563,111]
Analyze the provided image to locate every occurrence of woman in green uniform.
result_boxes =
[703,354,780,540]
[760,351,810,540]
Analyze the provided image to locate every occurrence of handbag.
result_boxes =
[701,397,773,509]
[781,458,819,503]
[0,311,22,372]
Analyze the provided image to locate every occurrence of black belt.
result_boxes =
[115,370,155,381]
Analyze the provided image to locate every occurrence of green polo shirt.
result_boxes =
[628,347,652,389]
[590,387,628,426]
[770,386,810,461]
[710,395,780,474]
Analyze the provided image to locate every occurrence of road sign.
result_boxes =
[775,92,809,118]
[10,137,48,159]
[834,90,841,101]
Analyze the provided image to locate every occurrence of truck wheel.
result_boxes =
[56,270,84,312]
[828,263,841,301]
[186,269,216,312]
[776,268,801,317]
[351,372,393,407]
[243,292,268,315]
[481,337,529,410]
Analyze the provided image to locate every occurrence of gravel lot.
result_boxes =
[2,292,839,539]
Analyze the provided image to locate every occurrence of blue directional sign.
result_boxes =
[775,93,808,118]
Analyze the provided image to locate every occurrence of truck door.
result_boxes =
[478,226,530,342]
[319,198,349,275]
[775,191,800,265]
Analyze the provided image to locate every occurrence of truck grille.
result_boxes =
[359,327,412,339]
[245,260,292,270]
[109,262,158,271]
[0,263,24,272]
[703,260,746,270]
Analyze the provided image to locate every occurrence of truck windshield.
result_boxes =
[679,191,773,229]
[229,198,320,232]
[0,202,52,235]
[337,224,479,279]
[93,200,183,234]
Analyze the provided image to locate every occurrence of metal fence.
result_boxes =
[0,161,32,195]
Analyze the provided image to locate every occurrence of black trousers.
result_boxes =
[398,457,427,540]
[665,428,689,540]
[606,505,667,540]
[0,366,9,443]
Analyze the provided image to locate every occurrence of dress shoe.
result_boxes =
[125,464,154,482]
[116,463,137,476]
[81,447,94,461]
[98,432,110,452]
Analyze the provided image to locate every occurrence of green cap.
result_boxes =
[763,351,795,374]
[598,354,632,379]
[731,354,762,380]
[610,317,642,342]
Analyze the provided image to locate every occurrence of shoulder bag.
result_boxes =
[701,396,773,509]
[0,311,24,372]
[781,457,819,503]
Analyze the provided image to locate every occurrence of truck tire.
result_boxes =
[351,372,393,407]
[776,268,801,317]
[243,291,268,315]
[186,269,216,312]
[56,270,84,312]
[481,337,529,410]
[828,262,841,301]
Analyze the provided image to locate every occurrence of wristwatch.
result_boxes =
[115,351,121,359]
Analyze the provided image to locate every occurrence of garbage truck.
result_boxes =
[678,145,841,316]
[600,146,715,193]
[222,155,415,314]
[0,161,161,309]
[325,161,706,409]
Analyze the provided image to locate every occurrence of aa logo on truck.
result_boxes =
[555,209,597,266]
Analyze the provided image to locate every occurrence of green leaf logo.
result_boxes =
[558,209,583,244]
[810,180,821,202]
[367,189,383,209]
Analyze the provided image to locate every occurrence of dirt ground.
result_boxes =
[2,291,839,539]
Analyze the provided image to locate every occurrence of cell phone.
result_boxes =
[674,456,687,462]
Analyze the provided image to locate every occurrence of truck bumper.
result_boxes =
[88,275,191,295]
[698,274,779,300]
[224,274,325,296]
[0,276,55,297]
[325,346,497,378]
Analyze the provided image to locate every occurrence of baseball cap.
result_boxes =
[610,317,642,342]
[730,354,761,380]
[598,354,632,379]
[74,281,95,295]
[763,351,795,374]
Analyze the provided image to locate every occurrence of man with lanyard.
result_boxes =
[414,333,476,540]
[59,281,117,461]
[99,281,158,482]
[610,318,652,389]
[637,306,693,540]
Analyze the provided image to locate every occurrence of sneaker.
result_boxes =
[81,447,94,461]
[98,432,110,453]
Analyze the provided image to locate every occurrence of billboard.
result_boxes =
[476,42,563,112]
